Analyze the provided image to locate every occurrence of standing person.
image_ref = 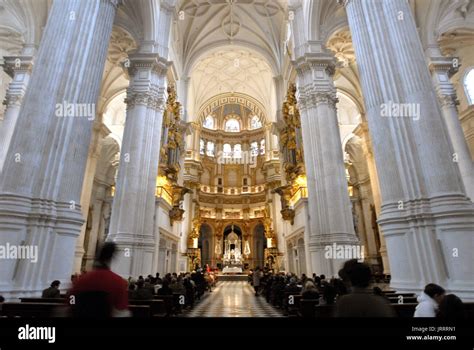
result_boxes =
[253,268,261,296]
[42,280,61,298]
[70,242,130,317]
[414,284,446,317]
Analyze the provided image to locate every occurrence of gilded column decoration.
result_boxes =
[158,85,192,225]
[274,84,307,224]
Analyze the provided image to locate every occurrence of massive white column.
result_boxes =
[345,0,474,299]
[107,53,169,278]
[295,53,359,277]
[0,55,34,171]
[0,0,118,298]
[427,49,474,201]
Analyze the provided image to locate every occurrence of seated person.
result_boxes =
[157,281,173,296]
[132,280,154,300]
[301,281,319,300]
[335,261,395,317]
[414,283,445,317]
[437,294,466,320]
[42,280,61,298]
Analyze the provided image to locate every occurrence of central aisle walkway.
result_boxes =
[186,281,283,317]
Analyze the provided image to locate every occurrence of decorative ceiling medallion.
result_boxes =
[254,1,281,17]
[221,12,241,39]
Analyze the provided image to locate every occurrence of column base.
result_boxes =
[380,194,474,300]
[0,193,83,299]
[107,236,156,278]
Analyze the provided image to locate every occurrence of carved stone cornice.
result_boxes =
[125,86,166,111]
[1,56,34,77]
[298,90,338,111]
[294,53,338,111]
[127,52,170,78]
[437,93,459,108]
[1,56,34,107]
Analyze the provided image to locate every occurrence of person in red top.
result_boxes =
[70,242,130,317]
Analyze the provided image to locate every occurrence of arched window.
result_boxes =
[223,143,232,158]
[250,141,259,156]
[234,144,242,158]
[250,115,262,129]
[260,139,265,155]
[203,115,215,129]
[200,139,205,155]
[225,118,240,132]
[206,141,215,157]
[464,68,474,105]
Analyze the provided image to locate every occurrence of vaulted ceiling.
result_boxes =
[188,46,276,120]
[173,0,288,76]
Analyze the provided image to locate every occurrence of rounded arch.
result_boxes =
[196,93,269,126]
[462,66,474,105]
[184,41,279,78]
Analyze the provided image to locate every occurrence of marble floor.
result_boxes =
[186,281,283,317]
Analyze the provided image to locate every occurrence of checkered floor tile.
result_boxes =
[186,281,283,317]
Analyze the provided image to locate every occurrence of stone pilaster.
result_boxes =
[107,52,169,278]
[345,0,474,299]
[73,121,110,272]
[355,121,390,274]
[0,55,34,171]
[427,51,474,201]
[0,0,118,298]
[295,52,359,277]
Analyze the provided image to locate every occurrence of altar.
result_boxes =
[222,227,244,274]
[222,266,243,274]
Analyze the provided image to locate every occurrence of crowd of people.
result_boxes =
[249,260,468,319]
[0,244,467,319]
[1,242,216,317]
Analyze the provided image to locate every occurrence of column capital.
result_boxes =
[125,53,170,111]
[294,52,338,111]
[337,0,352,7]
[1,55,34,78]
[1,56,34,108]
[127,52,170,77]
[107,0,123,8]
[427,56,459,78]
[427,55,460,107]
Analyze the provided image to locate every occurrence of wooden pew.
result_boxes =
[389,297,418,304]
[1,302,69,317]
[384,293,416,298]
[20,298,66,304]
[129,305,151,318]
[283,293,301,316]
[129,300,166,318]
[314,304,336,317]
[392,303,417,318]
[154,295,174,316]
[3,302,154,318]
[298,299,319,318]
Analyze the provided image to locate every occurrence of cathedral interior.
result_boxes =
[0,0,473,323]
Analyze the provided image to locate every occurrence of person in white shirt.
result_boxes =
[414,283,446,317]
